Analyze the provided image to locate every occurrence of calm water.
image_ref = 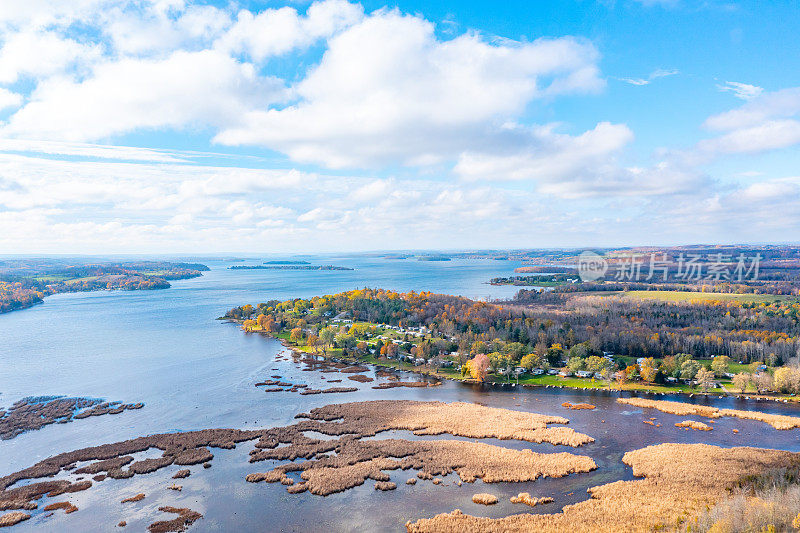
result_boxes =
[2,256,800,531]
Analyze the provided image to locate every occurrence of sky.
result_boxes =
[0,0,799,253]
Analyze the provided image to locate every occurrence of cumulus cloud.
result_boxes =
[1,50,286,141]
[0,87,22,111]
[705,86,800,131]
[0,30,101,83]
[216,0,363,61]
[214,10,604,167]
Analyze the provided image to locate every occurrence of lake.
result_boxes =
[3,255,800,531]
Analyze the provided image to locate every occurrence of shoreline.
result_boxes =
[242,327,800,407]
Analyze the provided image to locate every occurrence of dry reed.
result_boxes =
[406,443,800,532]
[675,420,712,431]
[562,402,596,410]
[617,398,800,430]
[43,501,78,513]
[147,506,202,533]
[472,493,498,505]
[510,493,553,507]
[0,512,29,527]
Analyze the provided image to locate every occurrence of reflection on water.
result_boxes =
[2,256,800,531]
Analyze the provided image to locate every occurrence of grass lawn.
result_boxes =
[621,290,790,304]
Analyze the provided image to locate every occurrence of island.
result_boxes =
[0,259,209,314]
[229,265,353,271]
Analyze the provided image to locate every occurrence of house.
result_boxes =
[576,370,593,378]
[594,372,605,379]
[558,370,572,377]
[547,369,559,375]
[414,358,426,366]
[532,368,545,375]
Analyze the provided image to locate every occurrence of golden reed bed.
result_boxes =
[675,420,713,431]
[617,397,800,430]
[510,493,553,507]
[406,443,800,532]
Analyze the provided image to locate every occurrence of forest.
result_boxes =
[0,260,208,313]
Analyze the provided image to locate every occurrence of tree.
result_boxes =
[732,372,750,393]
[753,371,773,393]
[320,327,335,352]
[585,355,609,373]
[356,341,368,355]
[471,341,488,355]
[695,367,715,392]
[711,355,731,377]
[615,370,627,387]
[567,357,584,373]
[242,319,257,332]
[520,353,538,371]
[773,367,799,394]
[501,342,526,362]
[488,352,511,376]
[467,353,489,382]
[639,358,658,383]
[289,327,303,344]
[680,359,701,381]
[546,343,565,366]
[307,334,320,353]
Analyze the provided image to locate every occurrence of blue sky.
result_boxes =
[0,0,798,253]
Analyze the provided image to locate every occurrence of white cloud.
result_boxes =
[717,81,763,101]
[1,50,286,141]
[0,87,22,111]
[705,86,800,131]
[216,0,363,61]
[455,122,639,192]
[0,139,192,162]
[214,10,603,167]
[696,119,800,156]
[104,3,229,56]
[618,68,678,86]
[0,30,101,83]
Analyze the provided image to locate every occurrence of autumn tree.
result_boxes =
[773,367,800,393]
[319,327,335,352]
[639,358,658,383]
[520,353,538,371]
[732,372,750,393]
[467,353,489,382]
[290,327,303,344]
[680,359,701,381]
[695,367,715,392]
[307,334,320,353]
[242,319,257,332]
[711,355,731,377]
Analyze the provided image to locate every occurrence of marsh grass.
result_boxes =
[692,466,800,532]
[472,493,498,505]
[618,398,800,430]
[406,444,800,532]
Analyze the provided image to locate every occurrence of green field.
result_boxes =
[621,290,788,304]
